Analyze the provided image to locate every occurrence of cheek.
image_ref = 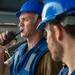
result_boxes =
[47,38,53,50]
[47,32,55,51]
[47,31,52,44]
[24,24,31,33]
[46,33,52,50]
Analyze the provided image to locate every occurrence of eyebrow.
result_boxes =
[19,17,30,21]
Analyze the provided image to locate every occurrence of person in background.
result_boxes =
[37,0,75,75]
[0,0,62,75]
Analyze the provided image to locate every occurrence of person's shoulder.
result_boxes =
[42,51,51,58]
[35,51,52,75]
[40,51,52,63]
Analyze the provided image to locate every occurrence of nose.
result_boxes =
[18,21,24,27]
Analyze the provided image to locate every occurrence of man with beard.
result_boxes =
[0,0,62,75]
[37,0,75,75]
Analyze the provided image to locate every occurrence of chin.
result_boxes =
[21,34,25,38]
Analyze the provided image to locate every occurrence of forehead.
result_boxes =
[19,12,35,19]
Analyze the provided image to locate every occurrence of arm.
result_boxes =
[0,31,13,75]
[0,51,11,75]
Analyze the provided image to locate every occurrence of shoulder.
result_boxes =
[36,51,62,75]
[40,51,52,63]
[36,51,52,75]
[35,51,51,75]
[40,51,62,69]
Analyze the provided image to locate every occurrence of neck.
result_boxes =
[66,52,75,75]
[26,32,43,50]
[62,37,75,74]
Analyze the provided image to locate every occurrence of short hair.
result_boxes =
[48,15,75,38]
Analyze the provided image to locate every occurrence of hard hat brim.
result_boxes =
[15,11,21,18]
[37,16,55,31]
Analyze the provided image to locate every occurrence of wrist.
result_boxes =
[0,51,4,54]
[0,48,6,54]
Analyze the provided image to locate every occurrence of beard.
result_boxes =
[48,40,63,62]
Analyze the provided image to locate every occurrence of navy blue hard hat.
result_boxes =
[37,0,75,31]
[15,0,44,17]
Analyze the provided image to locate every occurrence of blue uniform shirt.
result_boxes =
[10,38,48,75]
[58,67,75,75]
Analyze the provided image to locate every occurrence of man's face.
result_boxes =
[19,12,38,38]
[45,23,63,61]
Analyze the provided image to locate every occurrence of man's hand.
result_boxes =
[0,31,14,53]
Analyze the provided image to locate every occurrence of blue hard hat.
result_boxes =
[37,0,75,31]
[15,0,44,17]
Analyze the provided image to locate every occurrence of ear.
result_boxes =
[36,18,42,27]
[37,18,41,23]
[53,25,63,41]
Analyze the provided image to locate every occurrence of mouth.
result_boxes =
[21,30,23,32]
[20,30,24,34]
[20,30,23,34]
[20,28,24,32]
